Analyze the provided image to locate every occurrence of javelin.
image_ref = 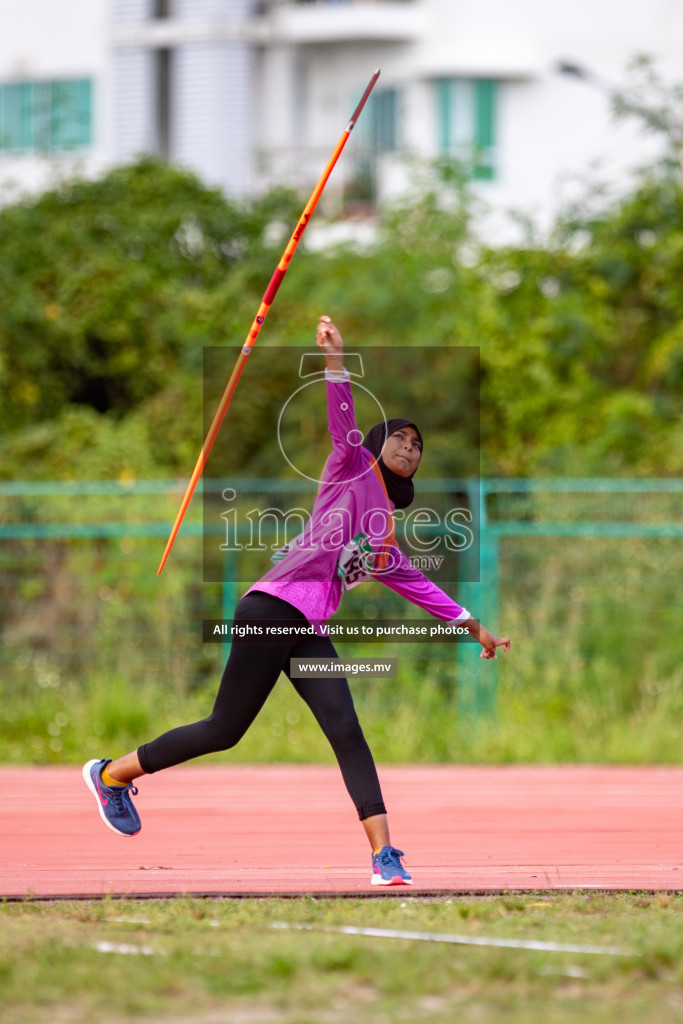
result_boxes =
[157,69,380,575]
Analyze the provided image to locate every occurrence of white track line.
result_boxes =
[92,941,157,956]
[270,923,632,956]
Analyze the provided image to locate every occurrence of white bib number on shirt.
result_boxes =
[336,532,376,591]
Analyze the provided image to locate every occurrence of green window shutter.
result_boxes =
[0,83,35,151]
[436,78,452,151]
[21,83,36,150]
[52,79,92,150]
[374,87,398,152]
[473,78,496,180]
[474,79,495,148]
[435,77,498,179]
[50,80,65,149]
[0,78,92,153]
[34,81,54,152]
[77,79,93,147]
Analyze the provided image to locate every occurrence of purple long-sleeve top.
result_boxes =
[247,371,470,626]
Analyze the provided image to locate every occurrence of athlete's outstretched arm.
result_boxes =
[379,553,511,659]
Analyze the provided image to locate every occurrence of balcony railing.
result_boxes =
[268,0,421,44]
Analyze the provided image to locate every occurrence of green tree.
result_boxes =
[0,157,300,432]
[1,137,682,481]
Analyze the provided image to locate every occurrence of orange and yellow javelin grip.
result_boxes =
[157,69,381,575]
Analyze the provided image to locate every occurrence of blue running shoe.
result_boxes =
[82,759,141,837]
[371,846,413,886]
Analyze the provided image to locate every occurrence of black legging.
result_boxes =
[137,591,386,820]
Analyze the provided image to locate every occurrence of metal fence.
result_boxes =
[1,478,681,721]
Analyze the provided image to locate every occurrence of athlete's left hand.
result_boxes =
[464,617,511,659]
[479,630,511,659]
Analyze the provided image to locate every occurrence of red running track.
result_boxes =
[1,765,680,898]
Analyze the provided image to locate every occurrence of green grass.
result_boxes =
[1,894,683,1023]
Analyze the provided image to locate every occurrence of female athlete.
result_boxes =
[83,315,510,886]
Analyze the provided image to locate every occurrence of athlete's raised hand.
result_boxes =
[316,315,345,374]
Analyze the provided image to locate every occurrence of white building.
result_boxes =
[1,0,682,230]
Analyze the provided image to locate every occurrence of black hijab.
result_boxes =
[362,418,423,510]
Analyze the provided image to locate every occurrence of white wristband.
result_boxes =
[324,367,351,382]
[447,608,470,626]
